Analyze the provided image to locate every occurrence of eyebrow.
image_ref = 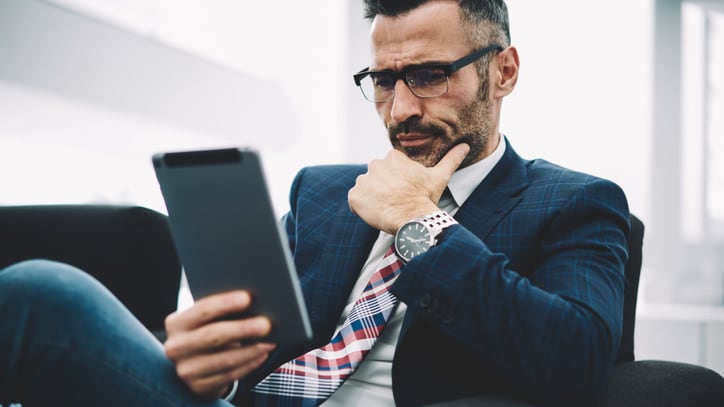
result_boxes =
[368,60,451,73]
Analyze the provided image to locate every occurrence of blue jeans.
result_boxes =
[0,260,234,407]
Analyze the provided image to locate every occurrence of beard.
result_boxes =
[387,96,494,168]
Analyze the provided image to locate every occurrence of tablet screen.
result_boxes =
[152,148,313,344]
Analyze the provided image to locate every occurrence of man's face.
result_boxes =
[370,1,496,168]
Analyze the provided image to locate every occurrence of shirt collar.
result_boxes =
[446,135,506,207]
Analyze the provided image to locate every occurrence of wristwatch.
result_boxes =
[394,210,458,263]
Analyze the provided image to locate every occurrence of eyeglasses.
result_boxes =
[352,44,503,103]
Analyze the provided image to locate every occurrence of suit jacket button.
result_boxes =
[427,298,440,313]
[419,293,432,308]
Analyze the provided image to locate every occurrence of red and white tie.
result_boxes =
[251,246,403,405]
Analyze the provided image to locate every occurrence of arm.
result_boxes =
[392,177,629,404]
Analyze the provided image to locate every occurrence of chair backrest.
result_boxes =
[0,205,182,334]
[615,214,645,363]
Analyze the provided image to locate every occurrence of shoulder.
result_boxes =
[290,164,366,196]
[525,158,626,201]
[287,164,367,208]
[501,138,626,204]
[519,158,630,237]
[292,164,367,187]
[527,158,602,184]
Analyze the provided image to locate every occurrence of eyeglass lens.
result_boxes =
[360,67,449,102]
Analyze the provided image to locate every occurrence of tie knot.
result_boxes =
[438,187,456,212]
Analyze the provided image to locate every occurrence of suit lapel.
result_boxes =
[305,201,379,342]
[455,138,529,239]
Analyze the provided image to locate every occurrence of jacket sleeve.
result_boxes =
[389,177,630,405]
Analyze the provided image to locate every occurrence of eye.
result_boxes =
[369,72,396,90]
[408,68,447,88]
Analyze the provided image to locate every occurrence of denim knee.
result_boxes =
[0,259,111,316]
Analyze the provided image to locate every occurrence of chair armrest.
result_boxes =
[598,360,724,407]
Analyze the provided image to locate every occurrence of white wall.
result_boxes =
[0,0,347,216]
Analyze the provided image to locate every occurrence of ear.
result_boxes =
[492,46,519,98]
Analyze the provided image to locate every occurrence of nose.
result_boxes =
[390,79,423,124]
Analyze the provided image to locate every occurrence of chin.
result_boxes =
[408,153,439,168]
[399,146,439,167]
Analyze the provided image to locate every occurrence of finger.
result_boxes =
[189,355,271,400]
[433,143,470,178]
[177,342,275,382]
[165,290,252,333]
[165,316,272,360]
[178,344,274,399]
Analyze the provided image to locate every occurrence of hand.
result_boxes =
[348,143,469,234]
[164,290,277,400]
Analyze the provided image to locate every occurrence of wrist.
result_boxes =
[392,203,444,234]
[221,379,239,402]
[394,210,458,263]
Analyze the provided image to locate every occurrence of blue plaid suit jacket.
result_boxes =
[239,138,630,406]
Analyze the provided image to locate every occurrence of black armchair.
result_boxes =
[0,204,182,338]
[597,215,724,406]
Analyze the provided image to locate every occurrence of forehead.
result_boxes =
[369,2,471,69]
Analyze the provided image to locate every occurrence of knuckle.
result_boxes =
[220,370,237,383]
[189,382,206,394]
[164,339,181,360]
[198,308,214,322]
[219,354,238,371]
[205,329,227,348]
[354,173,367,185]
[176,364,194,381]
[251,353,268,369]
[164,312,179,331]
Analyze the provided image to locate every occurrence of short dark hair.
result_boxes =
[362,0,510,47]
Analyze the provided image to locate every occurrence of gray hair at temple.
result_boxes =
[362,0,511,49]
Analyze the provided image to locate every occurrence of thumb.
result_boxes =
[434,143,470,179]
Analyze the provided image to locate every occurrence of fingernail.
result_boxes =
[258,342,277,351]
[234,291,250,306]
[255,317,272,333]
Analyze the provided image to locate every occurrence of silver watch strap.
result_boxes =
[416,210,458,238]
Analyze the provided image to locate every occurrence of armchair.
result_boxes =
[0,204,182,338]
[596,214,724,406]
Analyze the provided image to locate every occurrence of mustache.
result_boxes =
[388,118,447,140]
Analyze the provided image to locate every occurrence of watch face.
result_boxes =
[394,221,433,262]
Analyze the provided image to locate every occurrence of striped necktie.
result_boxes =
[250,246,403,406]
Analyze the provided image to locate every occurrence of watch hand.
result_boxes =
[405,236,427,244]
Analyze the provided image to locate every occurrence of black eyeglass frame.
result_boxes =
[353,44,504,103]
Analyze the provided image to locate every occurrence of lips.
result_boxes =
[396,133,433,147]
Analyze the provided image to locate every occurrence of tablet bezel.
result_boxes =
[152,147,313,344]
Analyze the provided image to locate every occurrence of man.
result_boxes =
[0,0,629,406]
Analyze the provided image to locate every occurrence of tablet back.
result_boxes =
[152,148,312,344]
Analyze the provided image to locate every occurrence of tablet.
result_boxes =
[152,147,313,344]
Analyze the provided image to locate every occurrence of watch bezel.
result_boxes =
[394,220,435,263]
[393,210,458,263]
